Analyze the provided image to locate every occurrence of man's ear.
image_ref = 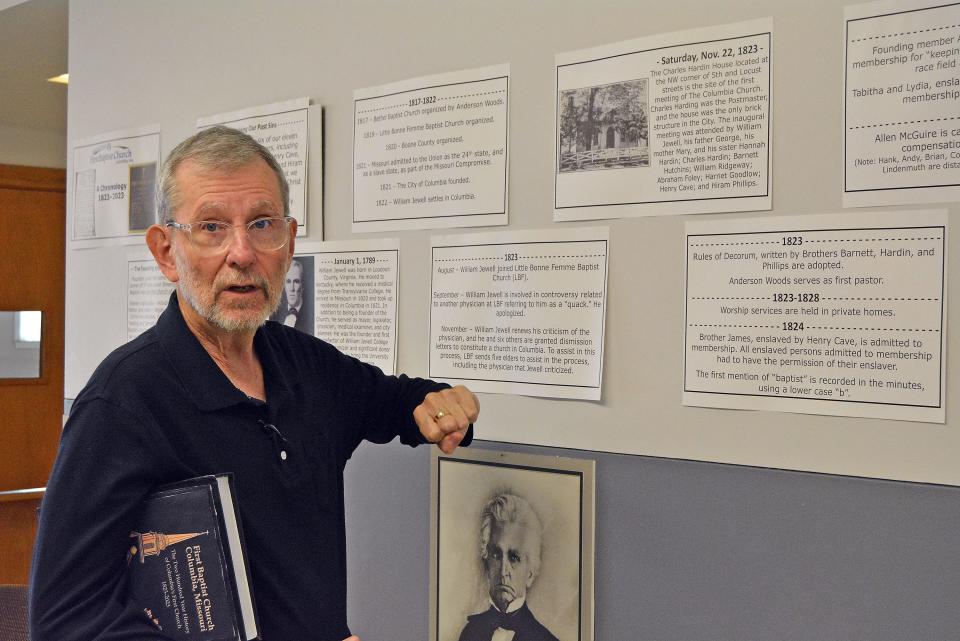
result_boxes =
[288,218,297,256]
[146,224,180,283]
[525,569,536,588]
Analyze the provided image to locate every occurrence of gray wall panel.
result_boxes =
[347,439,960,641]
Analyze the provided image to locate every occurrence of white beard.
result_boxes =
[173,244,287,332]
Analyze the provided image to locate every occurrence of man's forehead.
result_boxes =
[176,159,282,201]
[491,520,528,545]
[196,199,279,216]
[177,156,271,177]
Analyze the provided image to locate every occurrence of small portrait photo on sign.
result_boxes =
[269,255,314,335]
[128,162,157,232]
[430,448,595,641]
[558,79,649,173]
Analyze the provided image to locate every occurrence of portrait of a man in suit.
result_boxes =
[270,256,314,334]
[458,493,559,641]
[432,450,593,641]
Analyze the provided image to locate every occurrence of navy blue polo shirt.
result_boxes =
[31,292,462,640]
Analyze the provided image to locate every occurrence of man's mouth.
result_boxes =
[215,272,271,303]
[223,284,261,295]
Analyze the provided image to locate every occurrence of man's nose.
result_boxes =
[225,226,257,268]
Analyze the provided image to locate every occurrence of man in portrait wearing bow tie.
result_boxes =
[459,493,559,641]
[270,257,313,334]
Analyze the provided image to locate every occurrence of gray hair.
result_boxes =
[479,493,543,579]
[156,125,290,224]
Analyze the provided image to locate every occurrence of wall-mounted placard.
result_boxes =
[70,125,162,248]
[430,227,608,400]
[123,239,399,374]
[684,210,947,423]
[844,0,960,207]
[555,18,772,220]
[198,98,314,236]
[125,249,174,341]
[354,64,509,232]
[289,239,400,375]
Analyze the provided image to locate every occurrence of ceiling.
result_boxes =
[0,0,67,132]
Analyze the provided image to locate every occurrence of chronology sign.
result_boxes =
[353,64,509,232]
[684,210,947,423]
[430,227,609,400]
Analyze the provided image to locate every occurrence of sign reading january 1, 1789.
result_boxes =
[70,125,162,248]
[353,64,509,232]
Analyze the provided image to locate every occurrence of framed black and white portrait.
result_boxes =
[269,254,315,335]
[430,448,595,641]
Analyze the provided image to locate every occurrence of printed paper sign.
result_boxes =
[286,240,399,374]
[71,125,162,247]
[555,19,771,220]
[126,253,174,340]
[844,0,960,207]
[684,211,947,423]
[354,64,509,232]
[198,98,313,236]
[430,228,608,400]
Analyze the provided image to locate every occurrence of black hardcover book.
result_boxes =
[126,474,259,640]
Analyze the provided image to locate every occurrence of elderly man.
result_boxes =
[30,126,478,641]
[459,494,558,641]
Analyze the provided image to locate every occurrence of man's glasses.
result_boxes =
[166,216,293,253]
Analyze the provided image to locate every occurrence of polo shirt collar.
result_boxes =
[155,292,293,414]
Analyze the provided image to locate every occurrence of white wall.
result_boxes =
[65,0,959,485]
[0,0,31,11]
[0,123,65,168]
[64,2,960,639]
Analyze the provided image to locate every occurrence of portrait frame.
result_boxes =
[127,161,157,232]
[430,447,595,641]
[268,254,315,335]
